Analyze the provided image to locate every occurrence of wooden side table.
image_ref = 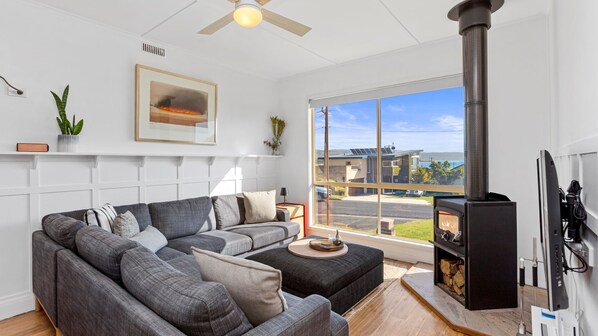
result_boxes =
[276,202,306,239]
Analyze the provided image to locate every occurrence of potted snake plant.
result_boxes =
[51,85,84,152]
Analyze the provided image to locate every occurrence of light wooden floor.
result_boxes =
[0,259,463,336]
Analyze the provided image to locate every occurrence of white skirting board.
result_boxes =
[0,292,35,321]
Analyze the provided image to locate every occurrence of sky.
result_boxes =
[314,86,465,153]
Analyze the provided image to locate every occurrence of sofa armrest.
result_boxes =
[276,208,290,222]
[32,231,65,326]
[56,249,184,336]
[243,295,331,336]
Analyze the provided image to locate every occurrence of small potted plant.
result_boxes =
[263,116,286,155]
[51,85,84,152]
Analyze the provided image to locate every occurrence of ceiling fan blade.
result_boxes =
[197,12,234,35]
[262,8,311,37]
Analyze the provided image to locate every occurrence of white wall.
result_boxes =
[0,0,281,320]
[0,0,278,155]
[551,0,598,334]
[277,16,551,268]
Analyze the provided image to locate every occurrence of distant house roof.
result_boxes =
[317,148,423,160]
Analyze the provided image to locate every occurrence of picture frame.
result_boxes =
[135,64,218,145]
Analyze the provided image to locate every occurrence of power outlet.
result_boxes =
[7,87,26,97]
[581,240,594,268]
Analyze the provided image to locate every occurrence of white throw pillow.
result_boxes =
[243,190,277,224]
[84,204,117,232]
[129,226,167,253]
[191,247,287,326]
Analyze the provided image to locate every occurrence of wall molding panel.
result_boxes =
[0,152,280,320]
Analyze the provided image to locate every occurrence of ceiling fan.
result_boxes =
[197,0,312,37]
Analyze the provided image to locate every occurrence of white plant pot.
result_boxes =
[57,134,79,152]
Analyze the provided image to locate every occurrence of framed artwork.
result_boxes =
[135,64,217,145]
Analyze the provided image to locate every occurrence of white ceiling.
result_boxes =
[28,0,548,80]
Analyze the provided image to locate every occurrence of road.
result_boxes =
[316,199,433,232]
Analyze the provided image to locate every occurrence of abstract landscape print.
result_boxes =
[136,65,217,144]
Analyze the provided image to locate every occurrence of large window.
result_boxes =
[311,77,465,243]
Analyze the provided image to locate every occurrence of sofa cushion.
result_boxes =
[121,247,252,336]
[149,197,216,240]
[42,214,86,252]
[166,255,203,279]
[225,222,300,249]
[75,226,138,284]
[167,234,226,255]
[112,211,140,239]
[129,226,167,253]
[199,230,253,256]
[191,247,287,327]
[50,203,153,231]
[155,246,186,261]
[243,191,277,224]
[212,195,245,229]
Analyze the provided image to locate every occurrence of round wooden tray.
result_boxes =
[288,239,349,259]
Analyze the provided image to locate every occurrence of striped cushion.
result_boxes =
[84,204,117,232]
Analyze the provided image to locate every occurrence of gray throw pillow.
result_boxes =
[112,211,140,239]
[129,226,167,253]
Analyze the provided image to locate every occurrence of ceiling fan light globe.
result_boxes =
[234,4,262,28]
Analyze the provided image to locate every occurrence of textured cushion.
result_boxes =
[243,191,277,224]
[247,239,384,298]
[75,226,138,284]
[225,222,300,249]
[192,247,288,326]
[212,195,246,229]
[166,255,203,279]
[155,246,186,261]
[149,197,216,240]
[167,234,226,255]
[53,203,152,231]
[112,211,140,239]
[199,230,252,256]
[129,226,167,253]
[121,247,252,336]
[42,214,86,252]
[84,204,118,232]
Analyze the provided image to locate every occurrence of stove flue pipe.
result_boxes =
[449,0,503,201]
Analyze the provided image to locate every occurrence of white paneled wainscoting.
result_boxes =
[0,152,281,320]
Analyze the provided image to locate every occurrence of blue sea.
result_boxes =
[419,160,464,169]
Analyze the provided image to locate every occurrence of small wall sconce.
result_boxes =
[1,75,23,95]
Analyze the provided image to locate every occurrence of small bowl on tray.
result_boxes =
[308,238,344,252]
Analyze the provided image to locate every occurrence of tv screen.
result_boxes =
[537,149,568,311]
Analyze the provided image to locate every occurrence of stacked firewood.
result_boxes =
[440,259,465,296]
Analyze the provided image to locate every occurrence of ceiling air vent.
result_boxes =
[142,43,165,57]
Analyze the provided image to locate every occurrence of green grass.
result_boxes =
[394,219,433,242]
[387,195,434,204]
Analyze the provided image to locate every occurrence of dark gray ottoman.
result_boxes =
[247,236,384,314]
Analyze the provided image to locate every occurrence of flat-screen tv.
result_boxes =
[537,149,569,311]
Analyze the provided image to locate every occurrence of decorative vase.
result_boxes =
[271,148,279,156]
[57,134,79,152]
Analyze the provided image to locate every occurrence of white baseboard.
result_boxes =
[308,226,433,264]
[0,291,35,321]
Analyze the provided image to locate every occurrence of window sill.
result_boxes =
[308,225,433,264]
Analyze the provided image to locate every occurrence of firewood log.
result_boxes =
[453,270,465,288]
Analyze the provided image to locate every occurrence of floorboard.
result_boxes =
[0,259,465,336]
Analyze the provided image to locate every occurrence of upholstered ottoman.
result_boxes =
[247,236,384,314]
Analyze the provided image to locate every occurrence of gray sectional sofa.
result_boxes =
[32,195,349,336]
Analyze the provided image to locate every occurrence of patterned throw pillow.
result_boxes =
[112,211,140,239]
[83,204,117,232]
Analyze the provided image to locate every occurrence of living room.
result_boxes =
[1,0,597,335]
